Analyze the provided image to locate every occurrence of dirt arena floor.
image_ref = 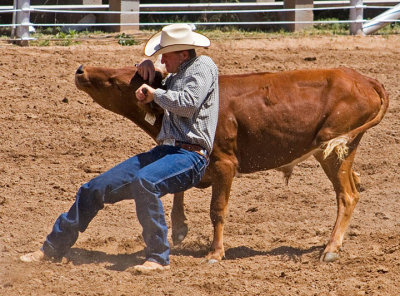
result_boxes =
[0,33,399,296]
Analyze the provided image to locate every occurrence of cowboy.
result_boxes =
[20,23,219,273]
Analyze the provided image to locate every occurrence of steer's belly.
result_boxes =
[235,139,320,174]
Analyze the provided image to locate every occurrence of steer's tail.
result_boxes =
[323,77,389,160]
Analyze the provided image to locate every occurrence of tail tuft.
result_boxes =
[322,136,349,160]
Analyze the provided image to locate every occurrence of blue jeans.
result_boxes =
[42,145,208,266]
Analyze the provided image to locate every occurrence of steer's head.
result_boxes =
[75,65,165,138]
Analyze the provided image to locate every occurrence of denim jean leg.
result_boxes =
[43,180,112,258]
[42,152,153,258]
[133,185,169,265]
[130,146,207,266]
[42,204,80,259]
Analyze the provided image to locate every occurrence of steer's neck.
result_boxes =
[130,111,163,142]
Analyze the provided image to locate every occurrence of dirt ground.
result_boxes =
[0,33,399,296]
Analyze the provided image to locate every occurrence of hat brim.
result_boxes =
[144,30,211,57]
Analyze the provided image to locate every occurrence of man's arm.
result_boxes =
[153,65,215,118]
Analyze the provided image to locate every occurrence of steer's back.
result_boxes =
[215,68,386,173]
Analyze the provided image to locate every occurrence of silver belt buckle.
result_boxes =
[162,139,176,146]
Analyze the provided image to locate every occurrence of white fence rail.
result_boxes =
[1,1,400,45]
[363,2,400,33]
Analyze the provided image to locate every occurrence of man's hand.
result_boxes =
[136,60,155,84]
[136,84,155,104]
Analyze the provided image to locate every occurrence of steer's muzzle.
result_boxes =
[76,65,84,75]
[75,65,88,90]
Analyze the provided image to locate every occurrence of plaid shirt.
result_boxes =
[153,55,219,154]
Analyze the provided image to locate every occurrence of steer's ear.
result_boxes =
[151,70,164,89]
[129,72,146,89]
[154,65,168,79]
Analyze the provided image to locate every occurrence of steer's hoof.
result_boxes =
[207,259,219,264]
[321,252,339,262]
[171,224,188,245]
[203,249,224,264]
[201,258,220,264]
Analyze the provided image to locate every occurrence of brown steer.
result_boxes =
[75,65,388,262]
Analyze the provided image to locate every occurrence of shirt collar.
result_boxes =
[178,56,197,73]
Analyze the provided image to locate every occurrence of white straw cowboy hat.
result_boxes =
[144,23,211,56]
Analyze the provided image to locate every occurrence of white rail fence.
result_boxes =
[1,0,400,45]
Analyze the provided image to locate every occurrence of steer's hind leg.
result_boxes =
[206,159,236,262]
[171,192,188,245]
[314,135,362,262]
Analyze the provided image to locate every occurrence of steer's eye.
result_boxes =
[107,78,115,87]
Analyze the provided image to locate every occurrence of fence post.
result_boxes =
[350,0,364,35]
[108,0,139,32]
[283,0,314,32]
[11,0,17,38]
[15,0,31,46]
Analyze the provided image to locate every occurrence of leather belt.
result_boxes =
[161,139,209,161]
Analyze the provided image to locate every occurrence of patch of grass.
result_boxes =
[28,27,82,46]
[377,21,400,35]
[310,18,349,35]
[54,29,80,46]
[38,39,50,46]
[116,33,138,46]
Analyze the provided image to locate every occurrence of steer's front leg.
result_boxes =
[206,159,236,262]
[171,191,188,245]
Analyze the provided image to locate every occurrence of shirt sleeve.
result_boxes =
[153,64,214,118]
